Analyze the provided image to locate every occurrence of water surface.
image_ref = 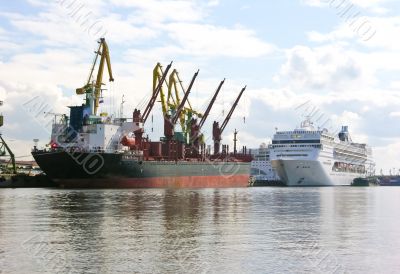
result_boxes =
[0,187,399,273]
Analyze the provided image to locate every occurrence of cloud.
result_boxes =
[277,45,365,92]
[110,0,207,23]
[374,140,400,172]
[164,23,275,58]
[302,0,393,13]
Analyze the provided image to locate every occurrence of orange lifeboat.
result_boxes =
[121,135,136,148]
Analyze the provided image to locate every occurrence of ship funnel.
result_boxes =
[338,126,349,142]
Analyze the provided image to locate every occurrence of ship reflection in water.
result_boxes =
[0,187,400,273]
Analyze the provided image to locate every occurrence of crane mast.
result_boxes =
[198,79,225,129]
[142,62,173,124]
[213,86,247,155]
[163,70,199,160]
[76,38,114,116]
[172,70,199,125]
[153,63,169,115]
[187,79,225,157]
[164,69,199,140]
[167,69,202,136]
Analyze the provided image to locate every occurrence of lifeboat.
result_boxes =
[121,135,136,148]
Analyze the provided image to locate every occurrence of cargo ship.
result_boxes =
[32,39,252,188]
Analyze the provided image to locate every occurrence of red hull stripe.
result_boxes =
[55,175,250,188]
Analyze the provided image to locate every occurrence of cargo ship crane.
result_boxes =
[212,86,246,155]
[0,101,16,174]
[164,70,199,160]
[167,69,202,136]
[189,79,225,155]
[142,62,173,124]
[172,71,199,125]
[76,38,114,116]
[131,62,172,151]
[164,70,199,139]
[198,79,225,130]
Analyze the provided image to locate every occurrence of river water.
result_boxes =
[0,187,399,273]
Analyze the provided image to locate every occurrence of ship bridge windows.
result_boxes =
[277,154,308,157]
[270,144,321,149]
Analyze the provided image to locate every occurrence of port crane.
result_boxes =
[167,69,202,137]
[0,101,16,174]
[76,38,114,116]
[212,86,246,155]
[151,65,202,136]
[164,70,199,140]
[188,79,225,154]
[141,62,173,124]
[162,70,199,159]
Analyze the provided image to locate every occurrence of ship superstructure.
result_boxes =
[269,118,375,186]
[249,143,281,185]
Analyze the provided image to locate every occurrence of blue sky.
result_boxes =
[1,0,400,172]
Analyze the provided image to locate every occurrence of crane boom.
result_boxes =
[94,38,114,115]
[0,135,16,174]
[142,62,173,123]
[220,86,246,133]
[172,70,199,125]
[153,63,169,115]
[76,38,114,116]
[198,79,225,129]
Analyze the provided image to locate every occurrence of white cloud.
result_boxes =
[302,0,393,13]
[277,45,367,92]
[110,0,206,23]
[389,112,400,117]
[374,140,400,172]
[164,23,275,58]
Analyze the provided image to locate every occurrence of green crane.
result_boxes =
[0,101,16,174]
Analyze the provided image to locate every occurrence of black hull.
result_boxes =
[32,150,251,188]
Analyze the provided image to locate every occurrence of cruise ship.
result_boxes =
[269,118,375,186]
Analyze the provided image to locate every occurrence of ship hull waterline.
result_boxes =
[32,150,251,189]
[271,159,363,186]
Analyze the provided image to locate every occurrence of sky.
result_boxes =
[0,0,400,173]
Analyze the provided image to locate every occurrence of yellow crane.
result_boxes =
[153,66,202,136]
[152,63,168,115]
[76,38,114,116]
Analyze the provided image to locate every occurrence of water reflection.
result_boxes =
[0,188,399,273]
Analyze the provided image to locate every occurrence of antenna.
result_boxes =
[119,94,126,118]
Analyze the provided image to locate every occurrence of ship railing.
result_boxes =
[335,143,366,153]
[334,148,367,158]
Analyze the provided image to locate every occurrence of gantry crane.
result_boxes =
[212,86,246,155]
[76,38,114,116]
